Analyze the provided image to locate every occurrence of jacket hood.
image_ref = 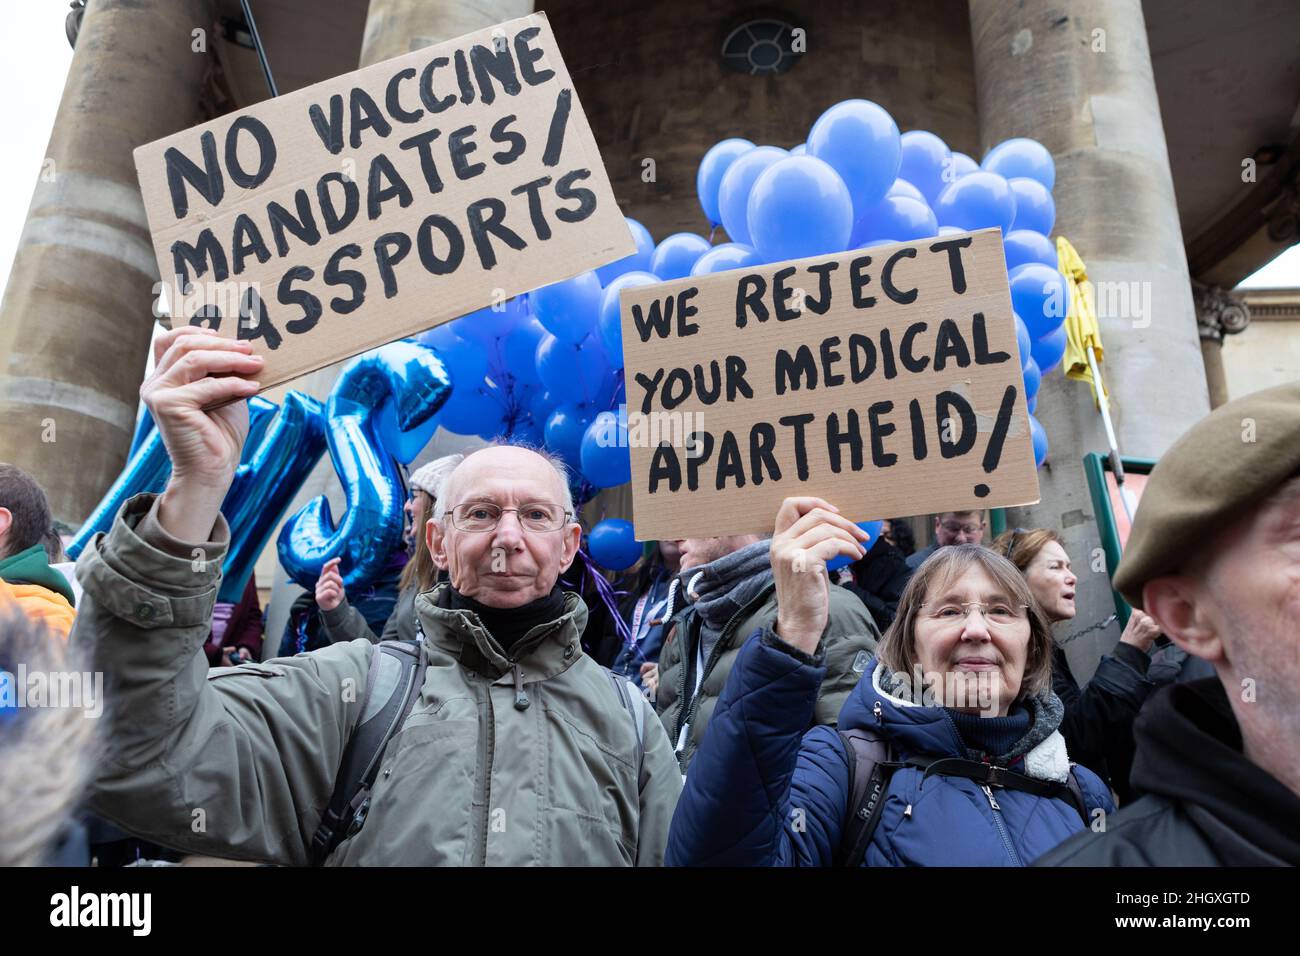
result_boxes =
[839,658,1071,781]
[0,544,74,606]
[1130,678,1300,864]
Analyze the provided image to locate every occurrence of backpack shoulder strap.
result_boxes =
[835,728,896,868]
[604,667,646,779]
[310,639,427,865]
[1064,766,1091,828]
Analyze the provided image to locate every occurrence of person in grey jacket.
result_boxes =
[69,327,681,866]
[315,455,460,644]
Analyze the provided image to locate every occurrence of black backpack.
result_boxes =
[834,728,1091,867]
[309,639,647,865]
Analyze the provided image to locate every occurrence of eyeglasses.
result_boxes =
[940,522,983,535]
[447,501,572,533]
[921,601,1029,628]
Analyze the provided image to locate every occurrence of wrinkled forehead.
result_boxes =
[444,449,566,507]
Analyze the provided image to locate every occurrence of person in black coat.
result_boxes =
[839,533,910,631]
[1039,382,1300,866]
[993,527,1159,803]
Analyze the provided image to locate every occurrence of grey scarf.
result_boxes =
[674,539,774,665]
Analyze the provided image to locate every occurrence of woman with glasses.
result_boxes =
[667,500,1112,867]
[992,527,1160,804]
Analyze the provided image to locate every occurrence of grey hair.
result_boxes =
[432,441,576,523]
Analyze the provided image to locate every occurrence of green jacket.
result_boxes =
[0,543,76,605]
[72,494,681,866]
[656,581,879,773]
[320,587,416,644]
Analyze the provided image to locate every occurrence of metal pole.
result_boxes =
[1088,345,1135,522]
[240,0,278,97]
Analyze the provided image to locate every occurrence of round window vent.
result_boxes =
[721,18,802,76]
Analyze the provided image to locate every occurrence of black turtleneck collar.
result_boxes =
[446,585,567,656]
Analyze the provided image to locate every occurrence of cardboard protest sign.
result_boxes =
[135,12,634,390]
[619,228,1040,539]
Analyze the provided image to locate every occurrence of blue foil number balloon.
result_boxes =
[278,342,451,593]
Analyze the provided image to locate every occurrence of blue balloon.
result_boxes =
[1015,312,1033,371]
[368,341,454,464]
[807,99,901,219]
[747,156,854,262]
[826,520,886,573]
[789,143,806,156]
[1032,324,1068,375]
[596,217,655,286]
[1027,393,1038,415]
[417,321,462,354]
[450,298,524,345]
[1003,229,1058,272]
[1029,413,1049,468]
[983,138,1056,192]
[887,178,926,203]
[545,403,593,464]
[536,333,610,404]
[280,344,449,593]
[898,130,952,205]
[696,138,754,226]
[690,242,763,276]
[1023,356,1042,401]
[1008,177,1056,235]
[717,145,788,246]
[598,270,660,364]
[471,381,512,440]
[951,151,980,178]
[73,394,332,604]
[67,421,174,560]
[933,171,1017,235]
[126,407,155,459]
[588,519,643,572]
[497,317,547,382]
[850,194,937,247]
[220,392,330,601]
[937,226,965,236]
[529,387,557,425]
[580,410,631,488]
[423,331,487,392]
[533,270,602,344]
[1009,262,1069,339]
[650,232,712,281]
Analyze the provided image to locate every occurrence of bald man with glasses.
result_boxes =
[70,328,681,867]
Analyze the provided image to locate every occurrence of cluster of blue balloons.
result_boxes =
[694,104,1063,469]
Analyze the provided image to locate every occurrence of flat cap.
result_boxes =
[1113,381,1300,608]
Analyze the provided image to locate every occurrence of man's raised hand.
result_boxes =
[144,327,263,542]
[770,496,869,656]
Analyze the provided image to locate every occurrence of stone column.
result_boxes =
[969,0,1211,679]
[360,0,535,66]
[1193,282,1251,408]
[0,0,214,527]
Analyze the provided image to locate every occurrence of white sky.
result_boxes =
[0,4,1296,299]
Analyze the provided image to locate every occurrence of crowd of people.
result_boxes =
[1,327,1296,867]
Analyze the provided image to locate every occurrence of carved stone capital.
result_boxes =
[1193,281,1251,342]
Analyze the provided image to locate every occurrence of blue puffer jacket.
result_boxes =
[666,627,1114,867]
